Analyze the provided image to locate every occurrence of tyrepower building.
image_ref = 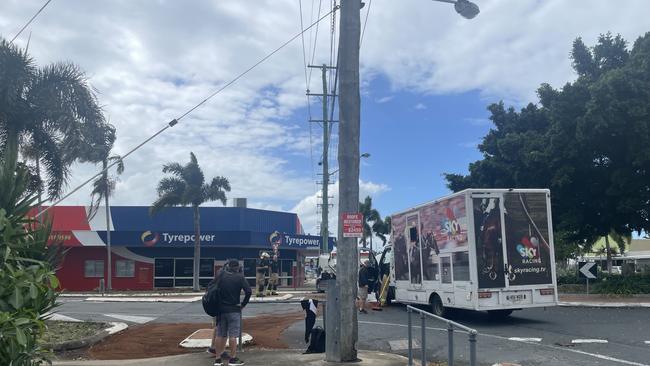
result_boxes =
[44,205,333,291]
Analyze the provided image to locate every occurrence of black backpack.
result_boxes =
[305,326,326,354]
[202,272,223,317]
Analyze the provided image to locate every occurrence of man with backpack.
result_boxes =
[206,259,251,366]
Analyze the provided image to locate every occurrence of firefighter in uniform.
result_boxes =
[269,254,280,296]
[255,252,270,297]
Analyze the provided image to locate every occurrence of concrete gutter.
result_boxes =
[559,301,650,308]
[43,322,127,352]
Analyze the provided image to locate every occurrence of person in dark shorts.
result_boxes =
[269,254,280,295]
[214,259,252,366]
[255,252,270,297]
[358,260,370,314]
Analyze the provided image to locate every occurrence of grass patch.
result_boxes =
[40,321,106,345]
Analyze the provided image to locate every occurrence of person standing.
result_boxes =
[255,252,270,297]
[357,260,370,314]
[213,259,251,366]
[269,254,280,295]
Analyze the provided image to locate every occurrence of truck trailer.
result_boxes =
[385,189,558,317]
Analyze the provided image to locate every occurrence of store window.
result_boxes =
[115,260,135,278]
[84,260,104,278]
[452,252,470,281]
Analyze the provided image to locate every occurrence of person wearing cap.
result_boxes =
[255,252,270,297]
[212,259,251,366]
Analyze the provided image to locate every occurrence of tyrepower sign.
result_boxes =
[342,212,363,238]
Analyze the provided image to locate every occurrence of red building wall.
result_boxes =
[57,247,153,291]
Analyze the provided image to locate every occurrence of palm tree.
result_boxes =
[359,196,381,251]
[88,152,125,292]
[0,38,113,202]
[374,216,392,247]
[150,152,231,291]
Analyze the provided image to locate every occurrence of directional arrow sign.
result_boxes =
[578,261,597,279]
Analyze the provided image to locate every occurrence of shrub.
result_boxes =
[592,274,650,295]
[0,145,62,365]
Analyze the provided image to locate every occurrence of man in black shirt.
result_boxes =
[214,259,252,366]
[358,260,370,314]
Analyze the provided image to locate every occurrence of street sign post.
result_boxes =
[578,261,597,294]
[342,212,363,238]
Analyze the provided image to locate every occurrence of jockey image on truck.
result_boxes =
[381,189,558,317]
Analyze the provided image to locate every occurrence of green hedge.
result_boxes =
[592,274,650,295]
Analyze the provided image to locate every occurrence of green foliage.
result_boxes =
[592,274,650,295]
[445,32,650,257]
[0,143,61,365]
[0,37,115,200]
[150,152,230,290]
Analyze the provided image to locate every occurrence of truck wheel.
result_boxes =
[487,309,513,318]
[430,294,447,317]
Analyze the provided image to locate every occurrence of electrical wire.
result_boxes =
[299,0,319,198]
[307,0,323,86]
[10,0,53,44]
[360,0,372,48]
[37,5,339,217]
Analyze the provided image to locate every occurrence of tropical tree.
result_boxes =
[88,150,125,292]
[0,37,114,202]
[444,32,650,265]
[150,152,231,291]
[374,216,392,247]
[359,196,381,251]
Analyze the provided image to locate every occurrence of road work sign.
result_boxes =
[578,261,597,279]
[342,213,363,238]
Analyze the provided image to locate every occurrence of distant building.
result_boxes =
[584,236,650,272]
[39,206,334,291]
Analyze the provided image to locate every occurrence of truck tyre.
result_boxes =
[430,294,447,317]
[487,309,513,318]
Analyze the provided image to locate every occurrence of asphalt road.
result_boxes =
[56,298,650,366]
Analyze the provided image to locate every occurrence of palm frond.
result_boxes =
[162,162,184,177]
[150,192,184,216]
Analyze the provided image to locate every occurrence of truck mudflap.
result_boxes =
[477,288,556,308]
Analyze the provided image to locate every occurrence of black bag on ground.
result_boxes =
[202,272,223,317]
[304,326,326,354]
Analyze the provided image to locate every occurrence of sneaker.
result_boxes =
[229,357,245,366]
[207,347,216,354]
[213,359,222,366]
[359,309,368,314]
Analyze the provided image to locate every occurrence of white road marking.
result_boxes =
[106,322,128,335]
[45,313,82,322]
[359,320,649,366]
[508,337,542,342]
[645,341,650,345]
[104,313,156,324]
[572,339,608,344]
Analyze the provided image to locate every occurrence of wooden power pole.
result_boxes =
[332,0,361,361]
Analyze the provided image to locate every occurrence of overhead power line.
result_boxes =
[10,0,53,44]
[37,5,339,218]
[360,0,372,48]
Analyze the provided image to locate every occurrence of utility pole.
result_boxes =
[308,64,337,255]
[333,0,361,361]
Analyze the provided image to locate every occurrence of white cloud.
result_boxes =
[414,103,427,110]
[2,0,649,224]
[375,96,394,104]
[360,0,650,104]
[292,180,390,236]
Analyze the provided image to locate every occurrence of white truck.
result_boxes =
[381,189,559,317]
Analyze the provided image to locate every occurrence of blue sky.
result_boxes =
[2,0,650,236]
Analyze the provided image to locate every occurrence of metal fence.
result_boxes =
[406,305,478,366]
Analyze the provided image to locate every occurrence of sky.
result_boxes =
[1,0,649,237]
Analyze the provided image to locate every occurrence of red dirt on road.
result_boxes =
[86,312,304,360]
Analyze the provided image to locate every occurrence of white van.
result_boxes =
[384,189,559,317]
